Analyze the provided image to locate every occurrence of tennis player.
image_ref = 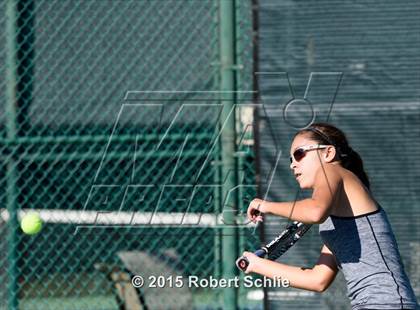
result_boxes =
[243,122,419,310]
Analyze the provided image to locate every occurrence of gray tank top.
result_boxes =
[319,206,418,309]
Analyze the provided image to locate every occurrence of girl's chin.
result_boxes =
[298,180,312,189]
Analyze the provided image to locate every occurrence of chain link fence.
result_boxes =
[0,1,258,309]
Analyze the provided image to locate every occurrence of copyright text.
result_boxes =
[131,275,290,289]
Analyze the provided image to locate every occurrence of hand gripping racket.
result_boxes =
[236,221,312,271]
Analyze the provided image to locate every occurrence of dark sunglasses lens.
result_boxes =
[293,149,306,162]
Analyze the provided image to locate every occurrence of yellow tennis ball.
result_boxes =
[21,212,43,235]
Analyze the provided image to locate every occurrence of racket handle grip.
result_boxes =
[236,249,267,271]
[236,256,250,271]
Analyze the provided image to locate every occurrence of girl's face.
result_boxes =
[289,133,335,189]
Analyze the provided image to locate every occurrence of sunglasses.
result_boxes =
[290,144,330,163]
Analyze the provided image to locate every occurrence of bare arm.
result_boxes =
[242,244,338,292]
[248,166,342,224]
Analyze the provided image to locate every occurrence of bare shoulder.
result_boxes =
[331,166,378,216]
[312,164,378,217]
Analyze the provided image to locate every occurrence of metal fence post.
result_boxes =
[5,0,20,308]
[5,0,34,308]
[219,0,239,308]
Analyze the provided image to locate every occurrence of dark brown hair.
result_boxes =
[294,122,370,190]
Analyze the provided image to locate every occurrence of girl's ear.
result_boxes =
[324,146,337,162]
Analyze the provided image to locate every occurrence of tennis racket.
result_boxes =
[236,221,312,271]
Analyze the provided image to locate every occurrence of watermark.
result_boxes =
[76,72,342,232]
[131,274,290,289]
